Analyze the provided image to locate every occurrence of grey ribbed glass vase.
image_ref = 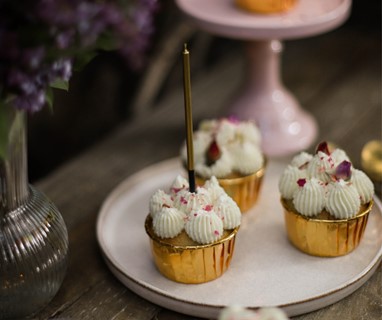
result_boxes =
[0,107,69,319]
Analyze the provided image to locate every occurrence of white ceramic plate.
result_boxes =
[96,158,382,318]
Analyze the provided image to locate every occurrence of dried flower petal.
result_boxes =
[297,178,307,187]
[206,140,221,165]
[335,160,352,181]
[315,141,330,155]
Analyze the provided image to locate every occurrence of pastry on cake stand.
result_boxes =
[175,0,351,156]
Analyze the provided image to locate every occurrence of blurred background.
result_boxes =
[27,0,381,182]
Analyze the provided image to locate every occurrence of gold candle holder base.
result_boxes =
[196,163,266,213]
[235,0,298,14]
[281,199,373,257]
[145,215,239,284]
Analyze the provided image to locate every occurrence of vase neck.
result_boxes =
[0,110,29,215]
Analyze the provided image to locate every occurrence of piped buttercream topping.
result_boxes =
[278,165,307,200]
[185,209,224,244]
[181,118,264,178]
[149,189,173,218]
[149,175,241,244]
[293,178,326,217]
[351,169,374,204]
[279,143,374,218]
[152,207,186,238]
[326,180,361,219]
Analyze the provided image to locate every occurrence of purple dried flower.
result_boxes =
[334,160,352,181]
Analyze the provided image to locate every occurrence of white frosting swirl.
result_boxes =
[195,148,233,178]
[229,142,264,176]
[182,118,264,178]
[185,209,224,244]
[149,189,173,218]
[278,165,307,200]
[351,169,374,204]
[214,194,241,229]
[152,207,186,238]
[291,152,313,168]
[306,151,335,182]
[331,148,350,166]
[170,175,189,196]
[326,180,361,219]
[203,176,226,201]
[293,178,326,217]
[149,175,241,244]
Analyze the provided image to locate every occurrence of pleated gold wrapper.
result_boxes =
[281,198,374,257]
[145,215,239,284]
[195,163,266,213]
[235,0,297,14]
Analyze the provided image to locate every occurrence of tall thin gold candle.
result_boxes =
[182,43,195,193]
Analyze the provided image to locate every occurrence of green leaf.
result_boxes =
[96,33,118,51]
[73,51,98,71]
[50,78,69,91]
[45,86,54,111]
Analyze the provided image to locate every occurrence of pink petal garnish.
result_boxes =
[180,196,188,205]
[204,204,213,212]
[315,141,330,155]
[335,160,352,181]
[214,230,220,236]
[171,187,182,194]
[227,115,240,124]
[297,178,307,187]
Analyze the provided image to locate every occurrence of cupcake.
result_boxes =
[219,305,288,320]
[235,0,297,14]
[180,118,266,212]
[145,175,241,283]
[279,142,374,257]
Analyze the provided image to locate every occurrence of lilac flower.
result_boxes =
[0,0,159,113]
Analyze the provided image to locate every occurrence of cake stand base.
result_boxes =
[227,40,318,156]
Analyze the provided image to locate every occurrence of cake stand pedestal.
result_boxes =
[176,0,351,156]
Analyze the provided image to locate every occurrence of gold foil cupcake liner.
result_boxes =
[235,0,298,14]
[281,199,374,257]
[145,215,239,284]
[196,164,266,213]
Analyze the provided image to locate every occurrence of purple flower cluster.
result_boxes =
[0,0,158,113]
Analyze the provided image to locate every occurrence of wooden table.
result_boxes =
[34,24,381,319]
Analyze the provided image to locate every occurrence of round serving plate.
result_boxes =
[96,158,382,318]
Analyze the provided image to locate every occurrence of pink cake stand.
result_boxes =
[176,0,351,156]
